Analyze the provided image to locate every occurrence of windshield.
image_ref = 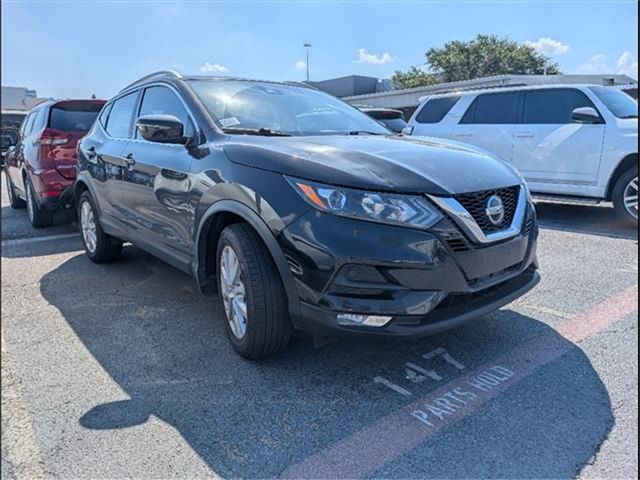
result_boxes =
[589,86,638,119]
[188,80,390,136]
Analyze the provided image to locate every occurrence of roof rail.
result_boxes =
[120,70,183,92]
[283,81,318,90]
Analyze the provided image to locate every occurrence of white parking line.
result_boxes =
[1,232,79,247]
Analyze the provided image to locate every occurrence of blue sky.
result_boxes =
[1,1,637,99]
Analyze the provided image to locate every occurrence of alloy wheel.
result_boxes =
[623,175,639,219]
[80,201,97,253]
[220,245,248,339]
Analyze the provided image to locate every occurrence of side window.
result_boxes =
[460,92,518,124]
[523,89,600,124]
[415,96,460,124]
[32,108,47,133]
[21,112,36,137]
[136,86,195,140]
[105,92,138,138]
[98,103,113,128]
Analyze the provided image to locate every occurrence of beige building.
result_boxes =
[1,86,48,111]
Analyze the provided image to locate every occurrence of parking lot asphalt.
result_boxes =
[1,170,638,479]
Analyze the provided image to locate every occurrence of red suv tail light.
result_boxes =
[37,128,77,179]
[38,128,71,145]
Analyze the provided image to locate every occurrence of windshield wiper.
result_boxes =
[347,130,385,136]
[221,127,292,137]
[619,114,638,119]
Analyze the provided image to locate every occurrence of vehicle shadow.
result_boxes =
[40,247,613,479]
[535,202,638,240]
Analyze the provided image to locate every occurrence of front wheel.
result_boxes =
[78,191,122,262]
[216,223,292,359]
[612,167,638,226]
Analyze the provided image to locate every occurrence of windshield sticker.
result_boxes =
[219,117,241,127]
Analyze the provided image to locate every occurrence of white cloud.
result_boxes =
[199,62,229,73]
[295,60,306,70]
[578,54,611,74]
[525,37,569,55]
[355,48,393,65]
[617,51,638,79]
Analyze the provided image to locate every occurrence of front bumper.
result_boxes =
[277,203,539,338]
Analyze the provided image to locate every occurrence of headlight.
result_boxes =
[287,177,442,229]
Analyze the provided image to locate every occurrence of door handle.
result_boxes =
[454,133,472,137]
[516,132,535,138]
[124,153,136,166]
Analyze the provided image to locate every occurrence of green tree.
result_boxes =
[392,34,561,89]
[391,66,440,89]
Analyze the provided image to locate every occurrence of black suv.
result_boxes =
[76,71,540,359]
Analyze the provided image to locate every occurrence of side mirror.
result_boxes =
[136,114,188,144]
[571,107,601,124]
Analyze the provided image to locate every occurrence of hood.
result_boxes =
[222,135,521,195]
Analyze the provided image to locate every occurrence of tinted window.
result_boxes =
[460,92,518,124]
[105,92,138,138]
[98,103,112,127]
[589,86,637,119]
[48,103,102,132]
[136,86,195,139]
[523,89,598,124]
[416,96,460,123]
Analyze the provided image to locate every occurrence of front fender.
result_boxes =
[74,173,102,216]
[192,199,302,325]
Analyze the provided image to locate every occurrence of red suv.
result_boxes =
[5,99,105,227]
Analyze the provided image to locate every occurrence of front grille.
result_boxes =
[454,186,520,234]
[446,238,469,252]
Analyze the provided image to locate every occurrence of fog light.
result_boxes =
[337,313,392,327]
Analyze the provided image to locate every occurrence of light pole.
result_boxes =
[304,43,311,81]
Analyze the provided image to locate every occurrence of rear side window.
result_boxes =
[460,92,518,124]
[49,103,103,132]
[415,96,460,123]
[21,112,36,136]
[105,92,138,138]
[523,89,600,124]
[98,103,113,128]
[136,86,195,139]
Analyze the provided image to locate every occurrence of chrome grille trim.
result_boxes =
[428,186,527,244]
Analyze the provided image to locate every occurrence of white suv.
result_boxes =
[405,85,638,224]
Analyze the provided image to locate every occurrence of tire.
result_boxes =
[78,191,122,262]
[5,173,25,209]
[25,178,53,228]
[216,222,292,359]
[612,167,638,226]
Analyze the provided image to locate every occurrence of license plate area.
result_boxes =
[455,235,529,281]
